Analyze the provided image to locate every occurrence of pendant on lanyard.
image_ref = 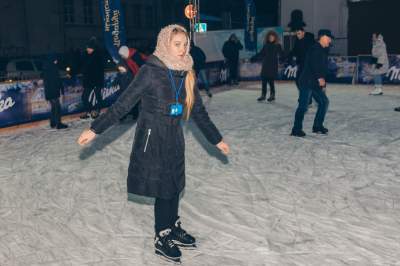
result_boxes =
[168,70,184,116]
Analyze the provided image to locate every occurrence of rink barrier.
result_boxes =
[1,55,400,128]
[0,72,121,128]
[239,54,400,85]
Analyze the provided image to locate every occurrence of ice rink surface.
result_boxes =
[1,82,400,265]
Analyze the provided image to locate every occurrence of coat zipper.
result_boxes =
[144,129,151,152]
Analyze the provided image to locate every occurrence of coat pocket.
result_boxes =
[144,128,152,153]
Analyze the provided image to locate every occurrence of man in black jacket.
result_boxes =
[222,34,243,85]
[289,27,315,105]
[290,28,315,84]
[190,41,212,97]
[42,53,68,129]
[80,37,105,119]
[291,29,333,137]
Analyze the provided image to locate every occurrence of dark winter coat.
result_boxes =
[222,40,243,62]
[42,56,63,101]
[251,42,283,79]
[190,45,206,73]
[82,50,104,88]
[298,42,328,89]
[90,55,222,199]
[290,32,315,70]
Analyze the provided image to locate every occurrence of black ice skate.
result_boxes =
[171,217,197,249]
[155,229,182,263]
[257,96,266,102]
[56,123,68,129]
[291,129,306,137]
[312,126,328,135]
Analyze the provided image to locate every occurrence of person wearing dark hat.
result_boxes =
[80,37,105,119]
[42,53,68,129]
[222,34,243,85]
[190,41,212,97]
[289,27,316,105]
[291,29,333,137]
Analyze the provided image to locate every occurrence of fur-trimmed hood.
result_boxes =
[153,24,193,71]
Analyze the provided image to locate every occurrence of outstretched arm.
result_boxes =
[77,65,151,146]
[190,86,230,155]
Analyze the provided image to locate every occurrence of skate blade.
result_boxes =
[312,132,328,136]
[155,250,181,264]
[172,241,197,250]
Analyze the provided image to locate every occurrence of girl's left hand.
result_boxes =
[216,140,230,155]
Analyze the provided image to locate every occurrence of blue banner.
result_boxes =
[0,85,26,127]
[244,0,257,51]
[0,73,121,128]
[99,0,126,63]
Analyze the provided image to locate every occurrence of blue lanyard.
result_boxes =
[168,70,184,103]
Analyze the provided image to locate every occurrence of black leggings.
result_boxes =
[154,194,179,234]
[49,98,61,126]
[261,77,275,97]
[228,60,239,83]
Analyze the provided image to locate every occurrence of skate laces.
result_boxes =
[158,229,176,248]
[174,221,188,237]
[159,228,171,237]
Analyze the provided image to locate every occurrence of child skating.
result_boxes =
[77,24,230,263]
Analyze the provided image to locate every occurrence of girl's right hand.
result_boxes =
[78,129,96,146]
[216,140,230,155]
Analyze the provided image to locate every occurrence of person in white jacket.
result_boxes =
[369,32,389,95]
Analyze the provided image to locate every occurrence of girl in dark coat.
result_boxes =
[42,54,68,129]
[78,24,230,263]
[251,31,283,102]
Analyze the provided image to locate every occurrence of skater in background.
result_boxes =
[118,46,148,120]
[369,31,389,95]
[251,30,283,102]
[291,29,333,137]
[289,27,315,105]
[190,41,212,97]
[222,34,243,85]
[77,24,230,263]
[118,45,148,77]
[42,53,68,129]
[80,37,105,119]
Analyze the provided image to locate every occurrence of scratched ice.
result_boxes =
[1,82,400,265]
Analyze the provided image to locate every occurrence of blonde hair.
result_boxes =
[171,27,195,120]
[184,70,195,120]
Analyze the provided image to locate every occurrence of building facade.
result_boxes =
[0,0,186,58]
